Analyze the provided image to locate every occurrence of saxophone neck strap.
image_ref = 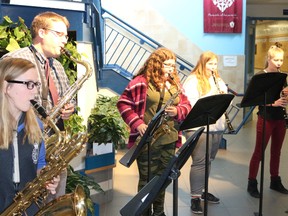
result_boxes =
[156,86,165,113]
[30,46,49,109]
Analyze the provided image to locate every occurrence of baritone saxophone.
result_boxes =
[44,48,93,160]
[44,47,93,136]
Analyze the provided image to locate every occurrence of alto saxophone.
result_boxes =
[0,100,87,216]
[149,73,182,145]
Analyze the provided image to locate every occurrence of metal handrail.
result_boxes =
[224,87,255,134]
[101,8,194,82]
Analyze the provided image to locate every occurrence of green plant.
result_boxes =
[0,16,31,52]
[57,41,82,85]
[64,107,87,134]
[87,95,129,150]
[66,165,103,215]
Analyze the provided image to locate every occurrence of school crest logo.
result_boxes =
[212,0,235,13]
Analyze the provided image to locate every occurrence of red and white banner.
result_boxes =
[204,0,242,33]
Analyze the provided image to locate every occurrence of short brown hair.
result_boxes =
[30,11,70,39]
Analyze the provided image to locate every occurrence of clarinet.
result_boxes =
[211,71,235,133]
[280,90,288,129]
[277,67,288,128]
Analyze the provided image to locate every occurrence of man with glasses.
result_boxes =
[3,11,75,200]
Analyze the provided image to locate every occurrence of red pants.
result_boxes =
[248,116,286,179]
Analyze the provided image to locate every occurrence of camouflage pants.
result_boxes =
[136,142,175,216]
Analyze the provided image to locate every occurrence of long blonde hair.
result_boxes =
[0,58,43,149]
[191,51,219,96]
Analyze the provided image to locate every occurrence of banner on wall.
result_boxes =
[204,0,242,33]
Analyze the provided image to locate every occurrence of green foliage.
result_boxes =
[66,165,103,215]
[87,95,129,150]
[64,107,87,135]
[57,41,82,85]
[0,16,32,51]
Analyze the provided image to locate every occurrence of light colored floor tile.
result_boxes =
[100,116,288,216]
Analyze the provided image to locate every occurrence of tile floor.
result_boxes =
[100,113,288,216]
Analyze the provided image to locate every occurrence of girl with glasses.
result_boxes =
[0,58,59,215]
[117,47,191,216]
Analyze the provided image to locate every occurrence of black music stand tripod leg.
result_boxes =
[180,94,234,216]
[120,127,205,216]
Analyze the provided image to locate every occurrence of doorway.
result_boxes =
[244,17,288,121]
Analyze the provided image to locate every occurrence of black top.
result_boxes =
[256,70,287,120]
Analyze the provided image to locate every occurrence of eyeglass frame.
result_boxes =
[6,80,41,90]
[44,28,69,40]
[163,62,176,69]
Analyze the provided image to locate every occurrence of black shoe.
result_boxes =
[247,179,260,198]
[152,213,166,216]
[201,192,220,204]
[270,176,288,194]
[191,198,203,214]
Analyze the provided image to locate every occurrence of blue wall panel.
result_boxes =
[1,4,85,41]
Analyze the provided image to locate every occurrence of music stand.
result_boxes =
[119,106,164,166]
[119,106,166,185]
[119,127,205,216]
[180,94,234,216]
[240,72,287,216]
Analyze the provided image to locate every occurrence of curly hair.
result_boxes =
[135,47,178,91]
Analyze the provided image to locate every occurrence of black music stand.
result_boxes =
[240,72,287,216]
[119,127,205,216]
[180,94,234,216]
[119,106,166,183]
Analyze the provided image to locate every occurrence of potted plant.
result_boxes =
[87,94,129,152]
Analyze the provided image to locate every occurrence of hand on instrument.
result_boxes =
[282,87,288,98]
[165,106,177,117]
[46,175,60,195]
[273,97,288,108]
[137,123,148,136]
[61,102,75,119]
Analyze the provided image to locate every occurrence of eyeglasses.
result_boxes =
[163,63,176,69]
[44,28,69,40]
[7,80,41,90]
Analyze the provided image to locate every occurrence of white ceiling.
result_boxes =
[246,0,288,4]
